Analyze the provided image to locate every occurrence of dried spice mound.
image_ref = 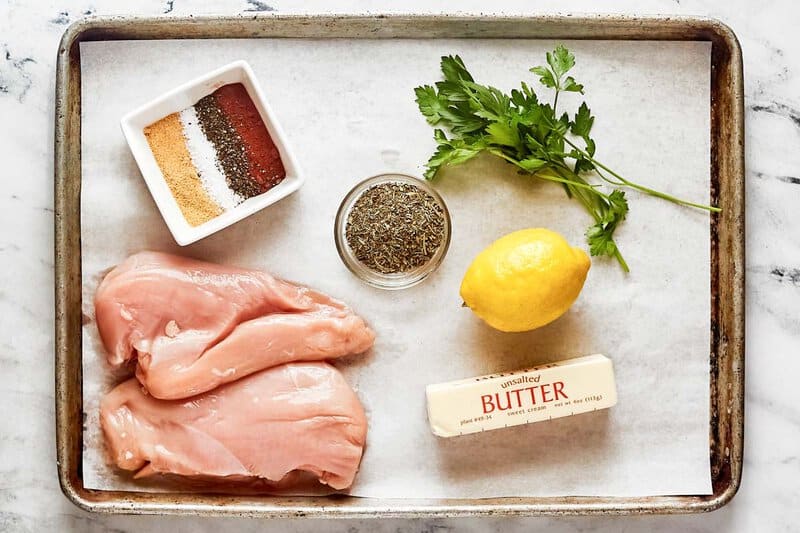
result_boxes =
[143,112,222,226]
[215,83,286,191]
[345,182,445,274]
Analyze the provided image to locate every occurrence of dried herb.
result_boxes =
[345,182,445,274]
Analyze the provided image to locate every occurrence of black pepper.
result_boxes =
[194,94,261,199]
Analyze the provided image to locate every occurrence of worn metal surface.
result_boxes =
[54,14,745,517]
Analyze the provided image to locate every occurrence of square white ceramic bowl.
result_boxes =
[120,60,304,246]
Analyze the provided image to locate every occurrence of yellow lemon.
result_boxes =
[460,228,591,332]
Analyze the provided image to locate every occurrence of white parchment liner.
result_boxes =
[80,38,712,497]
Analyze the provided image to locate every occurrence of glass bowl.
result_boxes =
[334,173,451,290]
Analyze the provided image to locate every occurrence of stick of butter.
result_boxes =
[426,354,617,437]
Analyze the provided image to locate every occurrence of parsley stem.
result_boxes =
[490,151,611,197]
[550,167,603,221]
[593,167,625,187]
[551,162,608,214]
[561,137,722,213]
[613,248,630,273]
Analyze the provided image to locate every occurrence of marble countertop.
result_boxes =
[1,0,797,531]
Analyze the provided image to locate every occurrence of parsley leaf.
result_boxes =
[587,190,628,259]
[531,45,584,95]
[571,102,594,138]
[530,66,556,89]
[548,45,576,77]
[517,157,548,171]
[561,76,584,94]
[607,189,629,216]
[586,221,617,257]
[570,102,596,172]
[423,129,484,180]
[414,85,448,125]
[485,121,522,151]
[441,55,474,83]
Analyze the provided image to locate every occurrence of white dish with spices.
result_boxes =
[120,60,304,246]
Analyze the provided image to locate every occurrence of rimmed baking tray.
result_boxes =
[54,14,744,517]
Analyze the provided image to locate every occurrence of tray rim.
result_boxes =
[54,13,745,518]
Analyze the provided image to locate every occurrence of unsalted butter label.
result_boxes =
[426,354,617,437]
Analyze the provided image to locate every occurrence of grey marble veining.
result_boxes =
[1,0,798,531]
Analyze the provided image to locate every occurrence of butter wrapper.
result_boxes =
[426,354,617,437]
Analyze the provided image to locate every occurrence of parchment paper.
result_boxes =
[80,38,712,497]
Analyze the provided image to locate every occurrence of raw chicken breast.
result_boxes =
[101,362,368,490]
[94,252,374,399]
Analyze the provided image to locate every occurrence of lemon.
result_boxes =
[460,228,591,332]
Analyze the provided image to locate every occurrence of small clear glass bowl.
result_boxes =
[334,173,452,290]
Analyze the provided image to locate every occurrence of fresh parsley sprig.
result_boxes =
[414,45,720,272]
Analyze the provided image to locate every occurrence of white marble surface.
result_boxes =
[0,0,797,531]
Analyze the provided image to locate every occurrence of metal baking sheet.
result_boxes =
[54,14,744,517]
